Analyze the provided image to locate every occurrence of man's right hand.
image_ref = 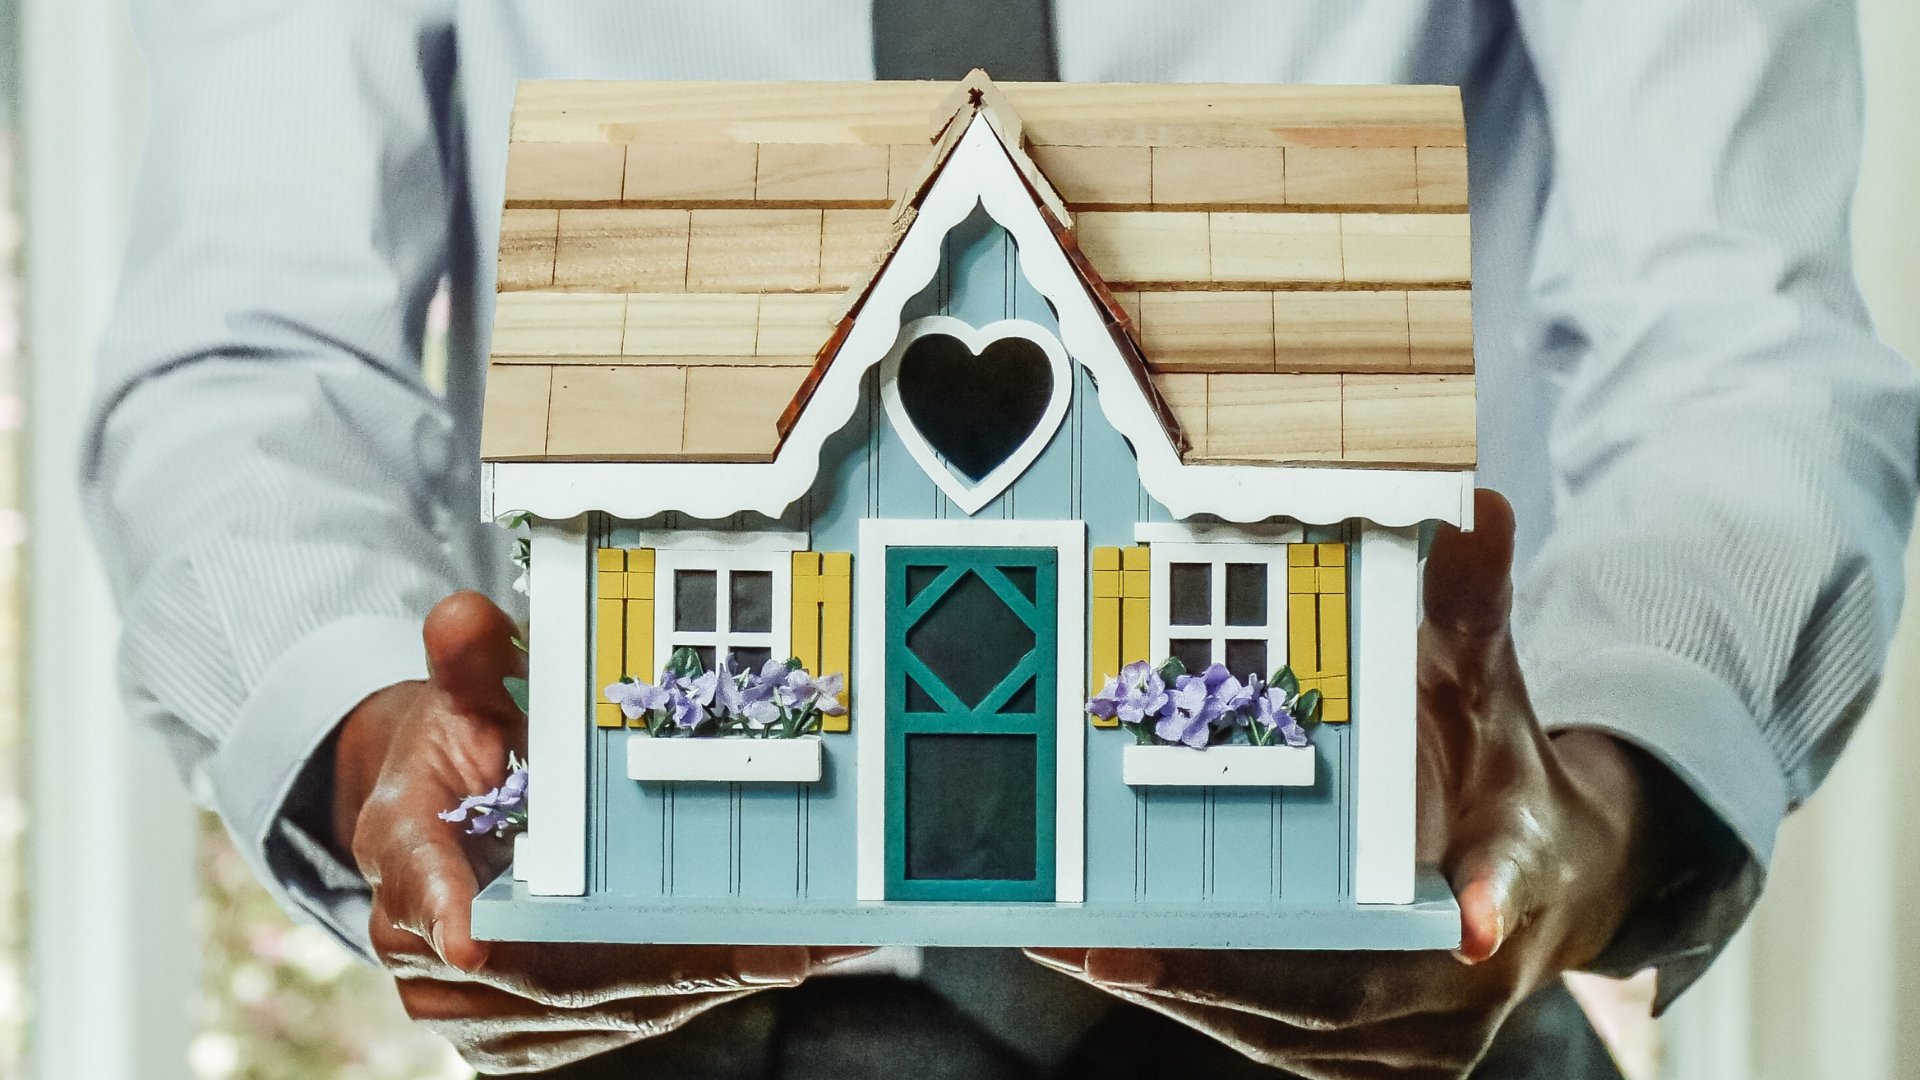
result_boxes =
[333,591,867,1074]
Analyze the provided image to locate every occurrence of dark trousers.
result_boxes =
[527,975,1623,1080]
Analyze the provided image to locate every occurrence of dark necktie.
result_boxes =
[871,0,1059,81]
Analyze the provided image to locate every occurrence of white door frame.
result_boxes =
[855,519,1087,902]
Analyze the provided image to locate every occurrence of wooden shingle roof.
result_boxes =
[482,76,1474,469]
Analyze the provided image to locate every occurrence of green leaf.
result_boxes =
[666,646,705,679]
[510,635,529,653]
[1271,665,1300,698]
[1296,689,1323,727]
[785,656,804,671]
[501,676,530,715]
[1157,656,1187,683]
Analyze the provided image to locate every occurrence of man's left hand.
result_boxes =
[1029,491,1675,1079]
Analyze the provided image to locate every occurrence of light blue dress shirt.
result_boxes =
[83,0,1920,1014]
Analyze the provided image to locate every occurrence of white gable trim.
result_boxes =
[484,115,1474,529]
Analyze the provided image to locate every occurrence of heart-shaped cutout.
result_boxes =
[880,316,1072,515]
[896,333,1052,482]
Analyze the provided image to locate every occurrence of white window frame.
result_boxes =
[634,530,805,677]
[1147,541,1293,680]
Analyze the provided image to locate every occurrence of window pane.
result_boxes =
[728,645,774,673]
[1224,640,1268,682]
[1224,563,1267,626]
[674,569,717,632]
[904,734,1037,881]
[1169,563,1211,625]
[729,570,773,633]
[1170,638,1212,675]
[906,570,1034,708]
[665,643,719,674]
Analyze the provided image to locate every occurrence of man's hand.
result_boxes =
[1029,491,1681,1079]
[334,591,867,1075]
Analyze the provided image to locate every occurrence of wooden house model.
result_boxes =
[473,74,1475,949]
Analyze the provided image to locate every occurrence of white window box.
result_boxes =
[1122,744,1315,788]
[627,734,824,783]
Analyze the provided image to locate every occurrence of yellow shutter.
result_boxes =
[1286,541,1350,723]
[592,547,657,730]
[793,551,853,732]
[1089,545,1152,727]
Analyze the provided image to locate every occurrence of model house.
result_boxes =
[473,73,1474,948]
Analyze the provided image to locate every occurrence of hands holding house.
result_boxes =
[329,593,872,1074]
[1027,492,1691,1078]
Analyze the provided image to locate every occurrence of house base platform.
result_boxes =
[472,869,1461,951]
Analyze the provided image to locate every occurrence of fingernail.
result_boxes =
[811,946,880,968]
[1024,948,1088,975]
[1085,949,1163,990]
[427,920,447,961]
[732,945,808,985]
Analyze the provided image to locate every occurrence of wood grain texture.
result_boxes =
[1151,373,1209,454]
[1339,213,1471,284]
[820,209,895,290]
[492,292,627,356]
[623,143,758,203]
[622,294,758,356]
[755,142,890,204]
[1272,291,1410,372]
[1407,290,1473,371]
[681,366,808,460]
[546,366,686,459]
[493,354,815,368]
[509,80,1465,150]
[1340,373,1476,464]
[887,143,931,203]
[479,364,552,460]
[686,209,823,292]
[1150,146,1286,207]
[554,209,689,291]
[1210,213,1343,284]
[1137,291,1274,372]
[1029,144,1152,206]
[756,293,845,356]
[1203,373,1344,461]
[1285,147,1417,206]
[1415,146,1469,207]
[1075,211,1210,285]
[506,142,627,204]
[1109,290,1142,332]
[498,209,558,291]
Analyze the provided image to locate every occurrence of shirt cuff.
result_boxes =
[1529,645,1776,1010]
[208,614,429,959]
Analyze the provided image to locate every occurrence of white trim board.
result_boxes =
[856,518,1087,903]
[481,114,1476,530]
[1353,524,1419,905]
[1135,521,1306,545]
[527,516,591,896]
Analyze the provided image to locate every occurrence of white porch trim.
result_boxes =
[526,515,591,896]
[1353,524,1419,905]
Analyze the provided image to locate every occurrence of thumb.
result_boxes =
[1423,489,1516,641]
[1447,844,1532,966]
[424,590,524,720]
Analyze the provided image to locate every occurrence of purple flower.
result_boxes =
[1158,676,1218,748]
[439,757,530,837]
[1088,660,1170,726]
[1249,686,1310,748]
[776,668,847,716]
[605,679,669,721]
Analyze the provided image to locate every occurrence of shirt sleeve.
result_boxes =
[81,0,481,957]
[1504,0,1920,1005]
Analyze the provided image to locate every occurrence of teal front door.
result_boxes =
[884,546,1057,901]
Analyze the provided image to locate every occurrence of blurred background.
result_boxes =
[1,1,1916,1078]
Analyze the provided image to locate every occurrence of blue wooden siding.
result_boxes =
[586,205,1357,906]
